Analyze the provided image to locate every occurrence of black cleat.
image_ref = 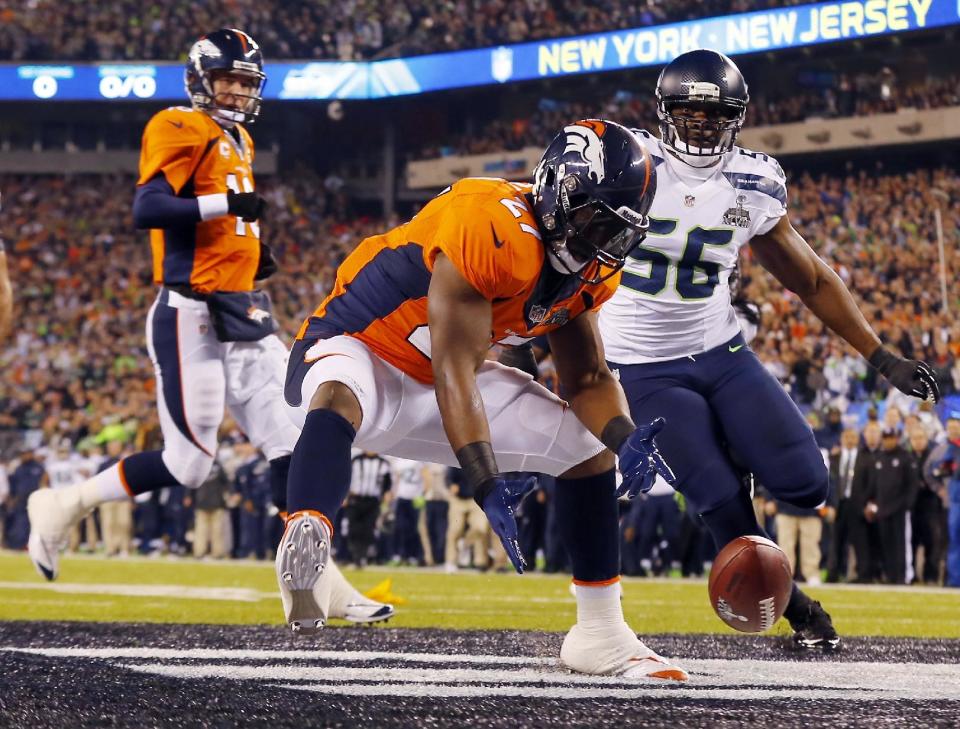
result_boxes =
[788,599,842,652]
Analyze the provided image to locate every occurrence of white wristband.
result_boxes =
[197,193,229,221]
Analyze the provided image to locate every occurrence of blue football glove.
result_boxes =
[616,417,676,499]
[479,475,538,574]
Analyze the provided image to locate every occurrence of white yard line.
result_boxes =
[0,581,271,602]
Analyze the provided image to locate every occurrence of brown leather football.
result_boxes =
[707,535,793,633]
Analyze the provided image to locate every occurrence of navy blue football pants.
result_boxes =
[610,333,829,520]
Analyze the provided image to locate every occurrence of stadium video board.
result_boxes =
[1,0,956,101]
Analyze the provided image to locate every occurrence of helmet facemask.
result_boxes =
[657,98,746,166]
[191,68,265,127]
[545,174,650,285]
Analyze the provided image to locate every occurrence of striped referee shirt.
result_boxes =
[350,453,392,498]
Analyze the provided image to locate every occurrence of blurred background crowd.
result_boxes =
[1,0,812,62]
[1,157,958,585]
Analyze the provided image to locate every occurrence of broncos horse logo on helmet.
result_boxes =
[532,119,656,284]
[655,49,749,164]
[185,28,266,126]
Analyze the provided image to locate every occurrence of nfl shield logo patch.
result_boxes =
[491,46,513,83]
[684,195,696,207]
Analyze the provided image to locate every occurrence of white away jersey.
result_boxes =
[599,130,787,363]
[390,458,425,501]
[45,455,89,489]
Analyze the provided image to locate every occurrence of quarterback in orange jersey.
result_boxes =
[279,120,687,680]
[26,28,394,626]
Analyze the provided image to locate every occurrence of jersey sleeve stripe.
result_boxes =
[721,172,787,206]
[306,242,431,338]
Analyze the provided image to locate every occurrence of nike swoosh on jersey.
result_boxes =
[167,120,184,129]
[729,344,744,353]
[491,223,505,248]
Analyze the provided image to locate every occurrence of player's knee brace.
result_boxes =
[162,448,215,490]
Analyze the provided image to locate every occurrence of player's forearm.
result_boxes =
[433,363,492,454]
[798,262,881,359]
[567,370,635,450]
[133,175,227,229]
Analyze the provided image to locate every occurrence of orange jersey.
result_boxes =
[137,106,259,293]
[297,178,620,384]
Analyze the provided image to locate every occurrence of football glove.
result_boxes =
[616,417,676,499]
[254,242,279,281]
[868,347,940,403]
[479,475,538,574]
[227,191,267,222]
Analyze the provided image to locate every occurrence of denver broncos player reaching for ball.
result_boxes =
[599,49,941,650]
[26,28,391,625]
[277,119,688,680]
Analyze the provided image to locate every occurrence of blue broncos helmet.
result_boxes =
[185,28,266,125]
[532,120,656,284]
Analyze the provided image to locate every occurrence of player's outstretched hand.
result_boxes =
[869,346,940,403]
[255,242,279,281]
[616,417,676,499]
[479,475,537,574]
[227,191,267,222]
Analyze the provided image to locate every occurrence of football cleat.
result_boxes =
[326,561,396,625]
[560,622,688,681]
[276,511,332,635]
[27,486,91,581]
[788,599,843,652]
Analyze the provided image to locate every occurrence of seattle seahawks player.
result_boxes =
[600,49,940,650]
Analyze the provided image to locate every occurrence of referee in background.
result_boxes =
[346,451,392,567]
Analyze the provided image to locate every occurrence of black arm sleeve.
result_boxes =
[133,174,201,230]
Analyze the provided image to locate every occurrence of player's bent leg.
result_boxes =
[554,454,687,681]
[278,336,377,634]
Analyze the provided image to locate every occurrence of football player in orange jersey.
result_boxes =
[26,29,392,625]
[277,120,687,680]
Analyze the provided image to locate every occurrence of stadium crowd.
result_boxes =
[2,0,812,62]
[419,71,960,158]
[1,159,958,584]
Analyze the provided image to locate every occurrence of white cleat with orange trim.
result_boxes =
[276,510,333,635]
[27,486,91,582]
[560,622,689,681]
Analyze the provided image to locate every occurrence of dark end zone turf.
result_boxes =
[1,623,958,728]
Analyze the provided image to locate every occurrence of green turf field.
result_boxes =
[0,551,957,637]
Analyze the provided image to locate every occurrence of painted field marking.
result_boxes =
[4,646,960,702]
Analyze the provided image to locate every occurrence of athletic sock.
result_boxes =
[79,451,179,506]
[269,454,292,514]
[287,408,356,520]
[574,582,625,630]
[555,468,620,584]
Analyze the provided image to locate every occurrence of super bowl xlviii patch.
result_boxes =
[723,195,751,228]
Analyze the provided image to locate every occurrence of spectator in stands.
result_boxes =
[421,462,449,567]
[0,459,8,547]
[390,459,425,566]
[6,448,45,549]
[0,224,12,345]
[864,427,920,584]
[97,438,131,557]
[909,425,943,584]
[444,466,488,572]
[850,422,883,583]
[189,460,231,559]
[234,443,273,560]
[932,417,960,587]
[772,482,825,585]
[826,428,862,582]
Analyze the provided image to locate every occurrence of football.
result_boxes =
[708,535,793,633]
